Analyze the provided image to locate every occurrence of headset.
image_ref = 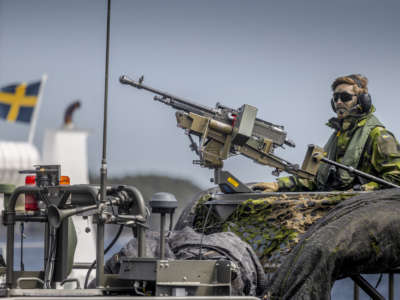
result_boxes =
[331,75,372,114]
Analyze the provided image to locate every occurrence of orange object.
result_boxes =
[60,176,70,185]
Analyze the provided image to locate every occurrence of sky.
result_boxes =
[0,0,400,190]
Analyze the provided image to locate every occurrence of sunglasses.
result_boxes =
[332,92,356,103]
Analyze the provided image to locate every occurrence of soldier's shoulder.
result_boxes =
[370,126,400,155]
[370,126,389,137]
[369,116,395,139]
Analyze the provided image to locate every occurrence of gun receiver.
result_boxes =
[120,75,315,185]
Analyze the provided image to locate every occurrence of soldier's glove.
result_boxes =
[251,182,279,192]
[353,182,379,191]
[360,182,380,191]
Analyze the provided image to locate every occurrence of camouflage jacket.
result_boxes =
[278,108,400,191]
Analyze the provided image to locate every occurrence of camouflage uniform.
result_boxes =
[278,106,400,191]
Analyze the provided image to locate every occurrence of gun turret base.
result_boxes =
[213,170,253,194]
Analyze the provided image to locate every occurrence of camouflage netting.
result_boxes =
[265,188,400,300]
[176,190,356,273]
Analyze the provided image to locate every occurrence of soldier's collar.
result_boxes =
[326,118,341,131]
[326,107,376,132]
[326,117,364,132]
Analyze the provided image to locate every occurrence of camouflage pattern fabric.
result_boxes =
[265,188,400,300]
[190,192,357,273]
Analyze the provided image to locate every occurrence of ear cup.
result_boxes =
[331,98,337,112]
[357,94,372,113]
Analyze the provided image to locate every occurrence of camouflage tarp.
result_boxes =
[175,190,357,273]
[265,188,400,300]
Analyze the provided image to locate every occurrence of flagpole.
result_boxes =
[28,74,47,144]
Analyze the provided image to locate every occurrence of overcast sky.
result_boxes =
[0,0,400,189]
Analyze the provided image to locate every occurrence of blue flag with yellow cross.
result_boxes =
[0,80,42,123]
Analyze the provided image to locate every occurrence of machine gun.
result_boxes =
[120,75,315,193]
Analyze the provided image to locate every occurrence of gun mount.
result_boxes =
[120,75,315,193]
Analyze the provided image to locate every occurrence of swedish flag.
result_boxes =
[0,80,41,123]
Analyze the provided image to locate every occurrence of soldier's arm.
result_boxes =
[362,127,400,190]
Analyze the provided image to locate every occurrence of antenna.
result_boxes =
[97,0,111,288]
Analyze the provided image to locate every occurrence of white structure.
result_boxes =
[42,129,89,185]
[0,142,40,185]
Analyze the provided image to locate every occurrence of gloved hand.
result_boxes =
[361,182,380,191]
[251,182,279,192]
[353,182,380,191]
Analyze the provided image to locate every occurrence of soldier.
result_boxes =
[253,74,400,192]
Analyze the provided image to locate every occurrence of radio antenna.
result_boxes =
[97,0,111,288]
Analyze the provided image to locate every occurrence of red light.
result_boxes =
[25,175,36,185]
[25,175,38,211]
[25,195,38,211]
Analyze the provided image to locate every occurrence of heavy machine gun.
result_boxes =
[120,75,400,193]
[120,75,315,193]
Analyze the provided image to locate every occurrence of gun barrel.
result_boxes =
[120,75,216,115]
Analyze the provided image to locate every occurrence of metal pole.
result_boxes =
[137,226,146,257]
[353,281,359,300]
[350,275,385,300]
[389,273,394,300]
[6,222,14,288]
[28,74,47,144]
[96,0,111,288]
[20,223,24,271]
[95,219,105,288]
[160,213,166,260]
[43,223,49,276]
